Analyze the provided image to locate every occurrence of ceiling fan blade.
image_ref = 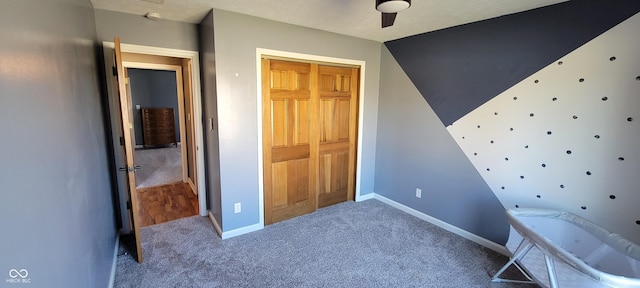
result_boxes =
[381,12,397,28]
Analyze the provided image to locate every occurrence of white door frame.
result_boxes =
[255,48,367,228]
[104,42,207,232]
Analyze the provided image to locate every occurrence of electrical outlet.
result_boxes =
[234,202,241,213]
[416,188,422,198]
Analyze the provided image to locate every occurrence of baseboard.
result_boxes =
[208,211,223,238]
[221,223,263,239]
[108,233,119,288]
[356,192,375,202]
[187,178,197,196]
[373,193,510,256]
[207,211,264,239]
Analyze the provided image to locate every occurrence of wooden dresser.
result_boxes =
[141,108,177,148]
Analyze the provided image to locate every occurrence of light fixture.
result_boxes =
[376,0,411,13]
[145,12,161,20]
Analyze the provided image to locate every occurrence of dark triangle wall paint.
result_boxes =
[385,0,640,126]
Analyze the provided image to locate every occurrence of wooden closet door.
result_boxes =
[317,65,358,208]
[262,59,318,224]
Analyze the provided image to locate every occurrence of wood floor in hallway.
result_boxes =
[136,182,199,227]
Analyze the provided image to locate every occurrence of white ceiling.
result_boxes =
[90,0,568,42]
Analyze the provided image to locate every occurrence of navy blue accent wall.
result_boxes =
[385,0,640,126]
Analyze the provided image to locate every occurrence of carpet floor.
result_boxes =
[135,146,182,188]
[114,199,537,287]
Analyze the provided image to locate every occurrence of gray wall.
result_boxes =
[199,10,223,227]
[0,0,116,287]
[211,9,381,231]
[128,68,181,145]
[94,9,198,51]
[374,47,509,244]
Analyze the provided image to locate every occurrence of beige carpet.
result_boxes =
[134,146,182,188]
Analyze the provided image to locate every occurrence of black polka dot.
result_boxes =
[547,131,552,135]
[609,195,616,199]
[573,115,578,119]
[618,157,625,161]
[558,61,563,65]
[520,175,525,179]
[609,57,616,61]
[513,97,518,100]
[566,150,572,155]
[552,97,558,101]
[501,186,505,190]
[486,168,491,171]
[477,125,481,128]
[636,220,640,225]
[505,157,509,161]
[636,76,640,81]
[541,164,546,168]
[586,171,592,175]
[494,112,498,116]
[524,145,529,149]
[579,78,585,82]
[602,97,608,101]
[515,205,520,208]
[536,195,541,198]
[560,184,565,188]
[534,80,539,83]
[594,135,601,139]
[474,153,477,156]
[509,128,514,131]
[628,117,633,122]
[462,136,465,139]
[581,206,587,210]
[490,140,494,144]
[530,113,534,117]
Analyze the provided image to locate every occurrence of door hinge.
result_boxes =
[118,165,142,173]
[126,201,132,209]
[112,66,117,76]
[119,136,125,146]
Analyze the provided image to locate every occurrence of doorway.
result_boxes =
[126,66,197,226]
[103,40,206,262]
[261,57,360,225]
[121,52,199,226]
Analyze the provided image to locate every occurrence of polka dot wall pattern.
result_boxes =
[447,14,640,244]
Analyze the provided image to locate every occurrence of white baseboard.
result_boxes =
[221,223,263,239]
[356,192,375,202]
[208,211,223,238]
[108,233,120,288]
[373,193,509,256]
[207,210,264,239]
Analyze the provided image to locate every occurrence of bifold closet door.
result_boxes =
[262,59,318,225]
[317,65,358,208]
[262,58,358,225]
